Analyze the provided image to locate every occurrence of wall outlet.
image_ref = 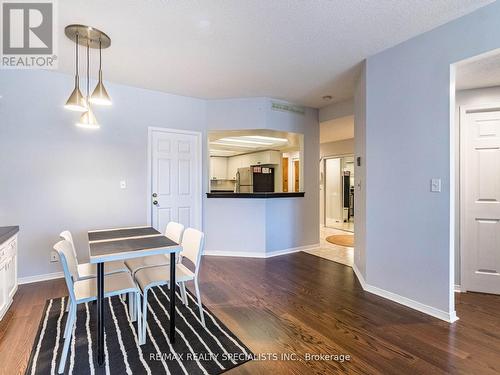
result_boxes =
[50,251,59,263]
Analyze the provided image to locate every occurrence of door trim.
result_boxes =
[459,103,500,292]
[146,126,203,230]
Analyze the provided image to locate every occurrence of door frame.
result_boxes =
[321,153,354,228]
[459,103,500,292]
[292,158,300,192]
[146,126,203,230]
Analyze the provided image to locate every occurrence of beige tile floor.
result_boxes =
[328,221,354,232]
[304,227,354,267]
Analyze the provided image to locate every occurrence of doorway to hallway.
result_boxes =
[311,154,355,266]
[322,155,355,233]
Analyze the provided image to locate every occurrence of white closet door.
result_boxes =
[150,129,202,232]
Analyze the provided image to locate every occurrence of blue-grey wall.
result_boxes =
[0,71,319,278]
[0,70,206,278]
[362,1,500,316]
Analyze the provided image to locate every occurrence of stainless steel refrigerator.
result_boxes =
[236,167,253,193]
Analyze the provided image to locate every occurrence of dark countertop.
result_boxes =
[0,226,19,244]
[207,192,305,198]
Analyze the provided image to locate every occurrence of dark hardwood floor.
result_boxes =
[1,252,499,375]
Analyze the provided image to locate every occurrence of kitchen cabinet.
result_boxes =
[227,151,281,179]
[210,156,228,180]
[0,229,18,321]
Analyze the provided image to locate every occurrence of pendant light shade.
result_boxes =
[90,39,112,106]
[76,107,100,129]
[65,81,87,112]
[90,71,112,105]
[64,33,87,112]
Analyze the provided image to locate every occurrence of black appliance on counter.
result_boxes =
[236,166,275,193]
[252,166,275,192]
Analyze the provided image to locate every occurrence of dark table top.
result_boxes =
[88,226,180,263]
[88,226,160,242]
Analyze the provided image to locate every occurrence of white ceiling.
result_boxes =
[57,0,493,108]
[209,129,302,156]
[456,49,500,90]
[320,115,354,143]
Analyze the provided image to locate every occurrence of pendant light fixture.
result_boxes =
[64,32,87,112]
[76,41,100,129]
[64,25,111,128]
[90,39,112,106]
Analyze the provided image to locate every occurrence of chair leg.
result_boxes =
[63,304,75,339]
[66,299,71,313]
[180,282,188,306]
[128,292,136,322]
[140,290,148,345]
[59,305,75,374]
[135,291,141,338]
[194,279,205,327]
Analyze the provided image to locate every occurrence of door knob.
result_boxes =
[153,200,158,206]
[152,193,157,197]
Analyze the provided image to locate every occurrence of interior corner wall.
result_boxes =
[265,103,320,253]
[353,61,367,278]
[205,98,320,256]
[454,86,500,286]
[363,1,500,317]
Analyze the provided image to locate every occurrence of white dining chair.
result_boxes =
[134,228,205,345]
[125,222,184,276]
[60,230,129,280]
[53,240,141,374]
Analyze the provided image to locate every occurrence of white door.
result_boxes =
[149,128,202,232]
[462,106,500,294]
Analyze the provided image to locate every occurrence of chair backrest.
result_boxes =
[53,240,78,302]
[180,228,204,273]
[165,222,185,244]
[60,230,78,263]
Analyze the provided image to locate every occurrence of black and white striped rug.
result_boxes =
[26,286,252,374]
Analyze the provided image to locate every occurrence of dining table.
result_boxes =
[87,225,182,367]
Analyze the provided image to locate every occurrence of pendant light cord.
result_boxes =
[75,33,79,86]
[86,41,90,101]
[99,39,102,73]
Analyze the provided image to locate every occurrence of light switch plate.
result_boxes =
[431,178,441,192]
[120,180,127,189]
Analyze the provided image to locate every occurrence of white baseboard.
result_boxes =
[18,271,64,285]
[352,262,366,289]
[204,250,267,258]
[454,284,462,293]
[351,263,458,323]
[266,243,320,258]
[204,243,320,259]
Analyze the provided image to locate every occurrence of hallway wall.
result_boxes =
[362,1,500,320]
